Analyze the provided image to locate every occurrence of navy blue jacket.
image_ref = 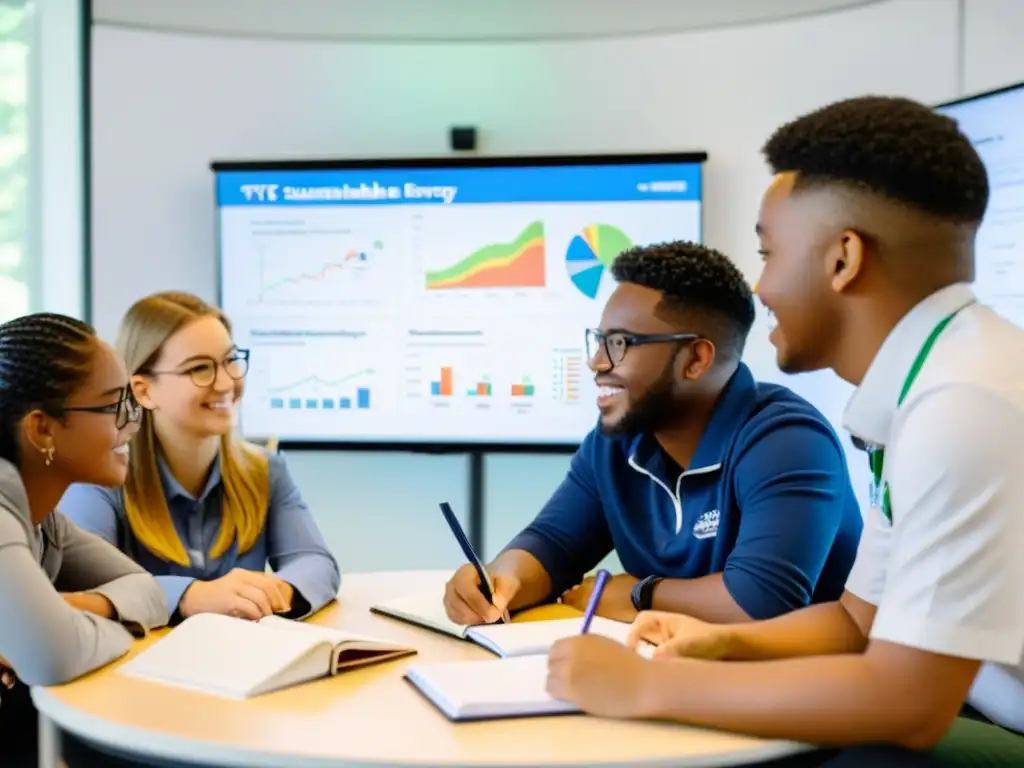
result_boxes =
[505,364,863,620]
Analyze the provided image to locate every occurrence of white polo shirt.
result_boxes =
[843,282,1024,733]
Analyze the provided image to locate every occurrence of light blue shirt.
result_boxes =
[59,451,341,620]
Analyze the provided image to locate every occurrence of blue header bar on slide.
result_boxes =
[215,163,702,206]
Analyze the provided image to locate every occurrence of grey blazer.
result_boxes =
[0,458,168,686]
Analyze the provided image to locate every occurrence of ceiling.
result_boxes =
[92,0,886,42]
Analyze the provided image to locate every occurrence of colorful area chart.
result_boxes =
[425,221,546,290]
[565,224,633,299]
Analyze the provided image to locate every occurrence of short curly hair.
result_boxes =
[611,241,756,358]
[762,95,989,224]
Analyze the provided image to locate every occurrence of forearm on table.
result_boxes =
[489,549,553,609]
[651,573,752,624]
[0,545,133,685]
[64,591,116,619]
[637,653,933,749]
[724,600,868,661]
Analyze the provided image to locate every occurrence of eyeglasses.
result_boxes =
[585,328,700,368]
[62,387,143,430]
[147,349,250,388]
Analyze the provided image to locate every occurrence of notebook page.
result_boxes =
[119,613,328,698]
[466,616,632,657]
[406,655,578,720]
[258,615,401,648]
[371,591,468,638]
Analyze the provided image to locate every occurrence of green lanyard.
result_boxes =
[868,302,973,523]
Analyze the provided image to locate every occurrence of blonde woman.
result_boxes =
[61,292,340,622]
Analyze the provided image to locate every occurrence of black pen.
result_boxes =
[439,501,510,623]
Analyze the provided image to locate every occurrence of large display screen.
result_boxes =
[214,154,706,448]
[937,82,1024,328]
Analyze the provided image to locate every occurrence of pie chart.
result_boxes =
[565,224,634,299]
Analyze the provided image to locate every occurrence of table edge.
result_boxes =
[31,685,811,768]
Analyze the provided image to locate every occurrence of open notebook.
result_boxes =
[119,613,416,699]
[406,655,579,721]
[406,640,654,722]
[371,592,631,656]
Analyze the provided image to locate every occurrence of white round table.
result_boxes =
[33,570,811,767]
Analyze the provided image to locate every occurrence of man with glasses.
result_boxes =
[443,241,863,626]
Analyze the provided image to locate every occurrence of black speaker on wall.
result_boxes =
[449,126,477,151]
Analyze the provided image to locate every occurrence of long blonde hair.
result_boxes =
[117,291,269,566]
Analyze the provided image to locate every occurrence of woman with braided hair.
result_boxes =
[0,312,169,764]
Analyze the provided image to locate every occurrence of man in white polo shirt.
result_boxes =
[543,95,1024,765]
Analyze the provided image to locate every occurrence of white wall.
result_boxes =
[962,0,1024,94]
[88,0,1024,571]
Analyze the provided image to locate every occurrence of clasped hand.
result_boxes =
[559,573,639,622]
[545,610,733,718]
[180,568,294,620]
[0,654,15,690]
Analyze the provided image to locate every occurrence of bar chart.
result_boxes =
[429,366,454,396]
[429,367,494,397]
[511,376,535,397]
[268,369,374,411]
[269,386,371,411]
[467,376,493,396]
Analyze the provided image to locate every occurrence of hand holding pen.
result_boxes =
[438,501,514,625]
[545,568,656,717]
[445,562,517,624]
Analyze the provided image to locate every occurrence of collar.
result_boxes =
[843,282,976,446]
[157,450,223,503]
[628,362,758,473]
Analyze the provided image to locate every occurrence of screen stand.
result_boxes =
[467,450,485,555]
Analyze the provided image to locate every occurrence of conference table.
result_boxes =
[32,570,811,767]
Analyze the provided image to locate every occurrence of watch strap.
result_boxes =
[631,575,663,612]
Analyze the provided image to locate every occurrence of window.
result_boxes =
[0,0,86,324]
[0,1,27,323]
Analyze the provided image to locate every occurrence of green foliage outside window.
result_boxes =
[0,2,27,322]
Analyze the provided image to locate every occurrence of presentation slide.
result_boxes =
[215,158,704,446]
[938,83,1024,328]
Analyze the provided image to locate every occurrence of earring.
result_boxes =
[42,445,55,467]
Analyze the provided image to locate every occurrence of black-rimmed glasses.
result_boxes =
[585,328,700,367]
[62,387,143,430]
[147,349,250,388]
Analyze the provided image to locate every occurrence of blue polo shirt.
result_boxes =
[505,364,863,620]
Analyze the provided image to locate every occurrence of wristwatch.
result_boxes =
[630,575,664,612]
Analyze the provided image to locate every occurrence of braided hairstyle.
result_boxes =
[0,313,98,465]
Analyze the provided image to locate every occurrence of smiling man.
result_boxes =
[443,241,862,627]
[545,96,1024,765]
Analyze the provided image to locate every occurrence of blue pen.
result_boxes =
[579,569,611,634]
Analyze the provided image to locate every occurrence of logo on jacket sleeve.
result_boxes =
[692,509,720,540]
